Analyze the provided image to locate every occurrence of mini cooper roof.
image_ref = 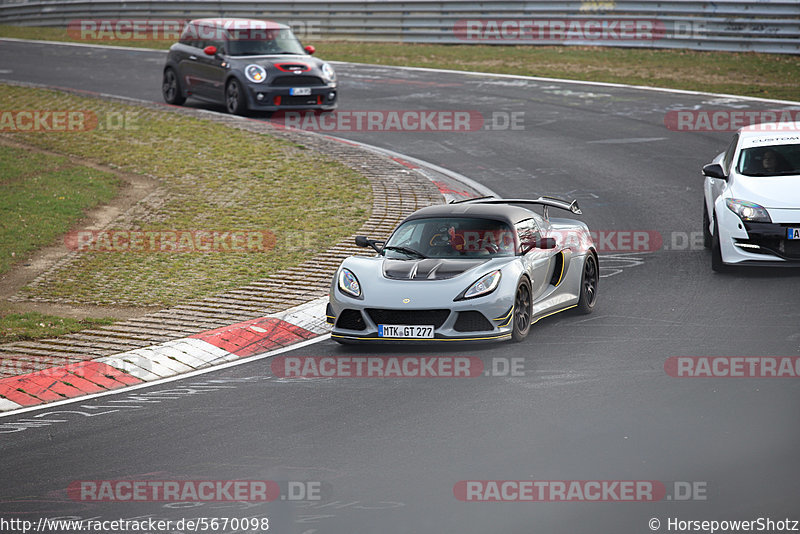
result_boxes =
[187,18,290,31]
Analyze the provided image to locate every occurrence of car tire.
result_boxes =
[575,253,598,315]
[702,199,712,249]
[162,68,185,106]
[711,216,728,272]
[511,278,532,343]
[225,79,247,115]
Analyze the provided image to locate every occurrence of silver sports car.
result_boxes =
[326,197,599,343]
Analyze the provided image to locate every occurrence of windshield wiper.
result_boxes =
[383,246,427,259]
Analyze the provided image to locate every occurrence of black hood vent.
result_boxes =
[382,258,487,280]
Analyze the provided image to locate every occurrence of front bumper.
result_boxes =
[326,303,514,344]
[244,82,337,111]
[717,206,800,265]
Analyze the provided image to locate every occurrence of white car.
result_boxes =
[702,124,800,271]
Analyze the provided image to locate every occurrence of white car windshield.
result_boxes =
[737,143,800,176]
[227,28,306,56]
[383,217,516,259]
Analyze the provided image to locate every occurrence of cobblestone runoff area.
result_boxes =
[0,91,445,378]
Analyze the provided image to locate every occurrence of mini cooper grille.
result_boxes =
[336,309,367,331]
[280,95,320,106]
[366,309,450,328]
[272,75,324,86]
[453,311,494,332]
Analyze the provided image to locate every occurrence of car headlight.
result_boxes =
[321,62,336,82]
[245,64,267,83]
[725,199,772,223]
[338,268,361,298]
[459,270,501,300]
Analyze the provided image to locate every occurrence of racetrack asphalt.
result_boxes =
[0,40,799,534]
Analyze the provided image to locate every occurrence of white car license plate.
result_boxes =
[378,325,434,338]
[788,228,800,240]
[290,87,312,96]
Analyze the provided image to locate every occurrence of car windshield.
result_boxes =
[737,143,800,176]
[383,217,516,259]
[227,28,306,56]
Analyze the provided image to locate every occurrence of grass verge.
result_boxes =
[0,312,114,343]
[1,83,371,308]
[1,24,798,100]
[0,144,119,275]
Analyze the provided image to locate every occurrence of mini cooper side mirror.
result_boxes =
[203,45,218,56]
[304,45,316,55]
[702,163,727,180]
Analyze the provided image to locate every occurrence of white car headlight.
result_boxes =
[338,268,361,298]
[460,270,501,300]
[725,199,772,223]
[321,62,336,82]
[245,64,267,83]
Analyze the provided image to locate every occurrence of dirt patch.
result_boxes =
[0,137,162,319]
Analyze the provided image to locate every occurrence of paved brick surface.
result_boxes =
[0,93,445,379]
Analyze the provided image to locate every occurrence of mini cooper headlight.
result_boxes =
[321,62,336,82]
[725,199,772,223]
[245,64,267,83]
[459,270,501,300]
[338,268,361,298]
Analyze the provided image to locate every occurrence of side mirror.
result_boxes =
[702,163,727,180]
[203,45,217,56]
[304,45,316,55]
[355,236,383,253]
[521,237,557,253]
[537,237,557,249]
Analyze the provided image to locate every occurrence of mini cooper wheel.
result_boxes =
[225,79,247,115]
[511,279,532,342]
[162,68,185,105]
[575,254,598,314]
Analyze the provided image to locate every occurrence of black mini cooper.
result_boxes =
[162,18,337,114]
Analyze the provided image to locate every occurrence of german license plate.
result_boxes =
[290,87,311,96]
[378,325,434,338]
[787,228,800,240]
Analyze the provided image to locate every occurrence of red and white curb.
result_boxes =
[0,298,330,413]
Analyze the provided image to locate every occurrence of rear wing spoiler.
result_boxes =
[450,196,582,218]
